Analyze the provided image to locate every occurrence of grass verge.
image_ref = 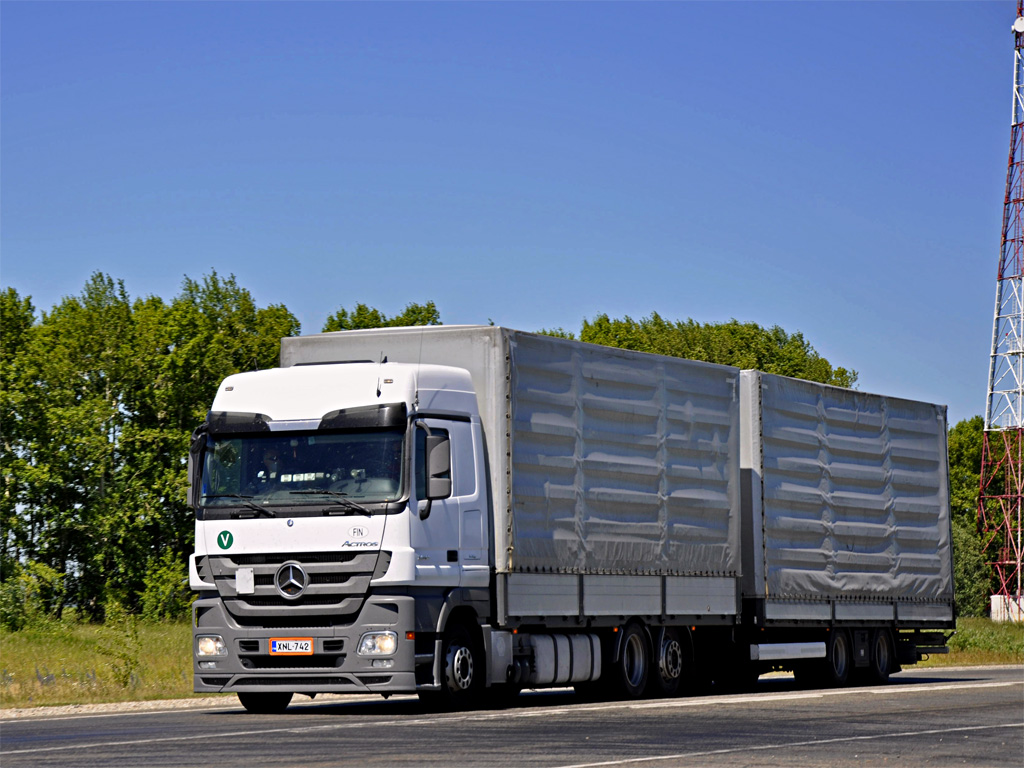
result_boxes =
[919,616,1024,667]
[1,616,1021,709]
[0,620,204,708]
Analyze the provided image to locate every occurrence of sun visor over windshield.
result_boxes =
[206,411,272,434]
[319,403,407,430]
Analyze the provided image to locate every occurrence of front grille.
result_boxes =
[359,676,392,685]
[231,617,340,629]
[228,552,360,566]
[237,596,348,607]
[254,574,357,587]
[209,551,386,626]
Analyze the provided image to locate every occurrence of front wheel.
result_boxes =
[419,622,484,710]
[237,692,293,714]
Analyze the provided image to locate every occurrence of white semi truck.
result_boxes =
[189,327,954,713]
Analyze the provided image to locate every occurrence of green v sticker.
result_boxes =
[217,531,234,550]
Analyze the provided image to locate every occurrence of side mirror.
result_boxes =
[417,425,452,520]
[424,433,452,501]
[188,423,208,512]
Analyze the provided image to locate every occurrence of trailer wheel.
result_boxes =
[867,629,894,684]
[237,692,293,714]
[609,622,650,699]
[823,629,851,686]
[419,621,483,710]
[647,627,685,697]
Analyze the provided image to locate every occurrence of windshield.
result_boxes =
[200,429,404,508]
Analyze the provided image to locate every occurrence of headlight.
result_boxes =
[357,631,398,656]
[196,635,227,657]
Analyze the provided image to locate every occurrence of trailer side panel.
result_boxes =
[742,371,954,623]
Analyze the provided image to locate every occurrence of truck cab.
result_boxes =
[190,362,491,712]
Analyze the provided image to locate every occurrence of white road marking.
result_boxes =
[549,722,1024,768]
[628,680,1020,709]
[3,679,1021,756]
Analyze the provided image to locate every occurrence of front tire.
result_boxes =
[237,692,293,714]
[419,622,484,710]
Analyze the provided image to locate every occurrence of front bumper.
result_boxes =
[192,594,417,695]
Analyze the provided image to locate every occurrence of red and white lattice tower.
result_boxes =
[980,3,1024,623]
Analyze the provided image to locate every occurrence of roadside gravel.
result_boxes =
[0,692,394,720]
[0,696,236,720]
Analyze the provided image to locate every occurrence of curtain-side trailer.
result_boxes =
[189,327,953,712]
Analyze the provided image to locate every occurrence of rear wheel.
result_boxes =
[822,629,851,687]
[237,692,293,714]
[794,630,851,689]
[647,627,685,697]
[608,622,650,699]
[866,629,894,684]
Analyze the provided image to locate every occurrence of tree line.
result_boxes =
[0,271,992,627]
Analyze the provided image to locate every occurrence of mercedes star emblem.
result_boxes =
[275,562,308,599]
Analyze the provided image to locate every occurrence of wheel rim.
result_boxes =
[446,643,474,691]
[660,636,683,683]
[623,631,647,689]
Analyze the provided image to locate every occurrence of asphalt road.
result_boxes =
[2,666,1021,768]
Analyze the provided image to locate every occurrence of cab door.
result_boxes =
[410,419,460,585]
[410,417,488,587]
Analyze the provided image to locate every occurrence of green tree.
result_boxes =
[1,272,300,619]
[576,313,857,387]
[3,274,137,617]
[322,301,441,332]
[948,416,984,528]
[163,272,300,427]
[946,416,995,617]
[952,516,990,617]
[536,327,576,340]
[0,288,37,587]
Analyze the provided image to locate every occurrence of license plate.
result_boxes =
[270,638,313,655]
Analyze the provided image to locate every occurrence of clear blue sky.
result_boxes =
[0,1,1010,426]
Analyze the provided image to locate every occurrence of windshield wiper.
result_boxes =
[288,489,373,516]
[203,494,275,518]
